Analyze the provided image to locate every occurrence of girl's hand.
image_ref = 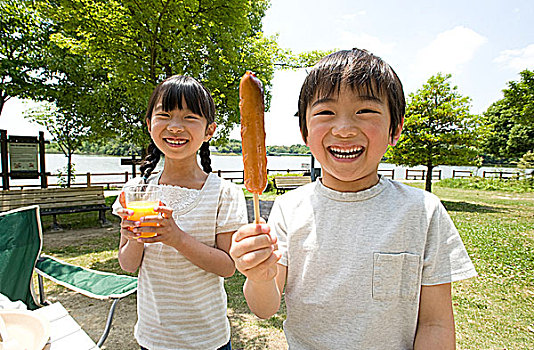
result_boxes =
[133,204,185,246]
[116,192,143,242]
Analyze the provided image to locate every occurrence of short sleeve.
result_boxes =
[216,181,248,234]
[267,198,288,266]
[421,201,478,285]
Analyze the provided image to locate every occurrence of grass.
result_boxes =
[39,182,533,349]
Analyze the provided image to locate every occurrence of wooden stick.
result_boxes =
[253,193,261,224]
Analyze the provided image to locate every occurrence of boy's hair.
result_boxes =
[298,48,405,142]
[140,75,215,180]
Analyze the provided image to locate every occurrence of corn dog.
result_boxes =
[240,71,267,195]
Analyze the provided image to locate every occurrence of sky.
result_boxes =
[2,0,534,145]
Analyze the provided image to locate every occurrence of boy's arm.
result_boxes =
[414,283,456,350]
[243,263,286,319]
[230,222,284,319]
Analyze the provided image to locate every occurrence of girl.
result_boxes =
[113,75,248,350]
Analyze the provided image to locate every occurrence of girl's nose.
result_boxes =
[167,120,184,133]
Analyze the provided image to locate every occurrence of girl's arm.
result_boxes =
[118,234,144,273]
[116,192,144,273]
[414,283,456,349]
[135,206,235,277]
[116,205,144,273]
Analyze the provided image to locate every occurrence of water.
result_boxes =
[3,153,531,188]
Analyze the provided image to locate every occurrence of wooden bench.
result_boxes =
[0,186,110,230]
[273,176,312,194]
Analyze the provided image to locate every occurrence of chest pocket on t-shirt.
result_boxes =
[372,252,422,301]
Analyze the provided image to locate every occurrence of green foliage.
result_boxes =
[386,73,482,192]
[435,177,533,193]
[215,139,310,156]
[481,70,534,160]
[0,0,50,115]
[35,0,280,147]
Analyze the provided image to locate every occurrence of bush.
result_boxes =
[436,176,533,193]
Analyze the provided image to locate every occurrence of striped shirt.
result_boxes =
[113,173,248,349]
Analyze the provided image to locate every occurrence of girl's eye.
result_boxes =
[185,115,200,120]
[155,112,170,118]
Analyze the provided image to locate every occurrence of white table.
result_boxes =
[33,302,99,350]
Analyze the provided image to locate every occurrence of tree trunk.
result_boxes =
[67,152,73,188]
[425,160,433,193]
[0,93,5,117]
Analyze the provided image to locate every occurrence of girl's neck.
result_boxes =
[158,156,208,190]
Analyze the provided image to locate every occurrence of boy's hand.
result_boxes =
[230,221,282,282]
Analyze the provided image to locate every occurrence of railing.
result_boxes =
[378,169,395,179]
[405,169,442,180]
[452,170,473,178]
[4,167,529,190]
[482,170,520,179]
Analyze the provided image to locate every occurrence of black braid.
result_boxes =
[199,141,212,174]
[140,141,162,182]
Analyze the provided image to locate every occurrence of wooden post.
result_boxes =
[86,172,91,187]
[125,171,129,182]
[39,131,47,188]
[0,129,9,190]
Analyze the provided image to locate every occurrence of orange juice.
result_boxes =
[126,200,159,237]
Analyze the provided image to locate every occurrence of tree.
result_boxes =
[37,0,280,150]
[0,0,50,116]
[481,70,534,161]
[26,102,90,187]
[386,73,481,192]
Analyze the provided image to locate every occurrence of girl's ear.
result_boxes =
[389,118,404,146]
[146,118,151,131]
[204,122,217,141]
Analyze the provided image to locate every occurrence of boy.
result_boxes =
[230,48,477,349]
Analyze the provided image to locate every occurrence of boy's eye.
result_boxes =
[313,110,335,116]
[356,109,379,115]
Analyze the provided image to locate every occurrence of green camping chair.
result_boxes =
[0,205,138,347]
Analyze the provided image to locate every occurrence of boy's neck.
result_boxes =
[321,172,380,193]
[158,157,208,190]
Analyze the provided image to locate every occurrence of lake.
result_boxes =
[4,153,531,188]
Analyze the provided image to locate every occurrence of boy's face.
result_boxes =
[305,85,401,192]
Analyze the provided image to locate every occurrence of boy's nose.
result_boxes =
[331,118,358,138]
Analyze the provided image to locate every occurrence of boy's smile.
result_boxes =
[306,85,401,192]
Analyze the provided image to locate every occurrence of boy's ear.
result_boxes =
[389,118,404,146]
[205,122,217,141]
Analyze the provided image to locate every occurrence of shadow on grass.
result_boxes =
[441,200,503,213]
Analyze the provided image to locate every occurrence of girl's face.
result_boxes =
[147,97,216,162]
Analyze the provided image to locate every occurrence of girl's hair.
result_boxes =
[298,48,405,143]
[140,75,215,181]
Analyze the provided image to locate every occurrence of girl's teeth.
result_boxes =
[166,139,187,145]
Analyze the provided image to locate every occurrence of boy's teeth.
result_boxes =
[329,146,364,159]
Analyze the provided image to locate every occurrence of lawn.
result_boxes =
[39,182,533,349]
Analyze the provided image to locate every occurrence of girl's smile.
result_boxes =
[148,98,215,164]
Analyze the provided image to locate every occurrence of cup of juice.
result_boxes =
[123,184,162,238]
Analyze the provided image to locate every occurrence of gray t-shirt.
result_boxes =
[268,177,477,350]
